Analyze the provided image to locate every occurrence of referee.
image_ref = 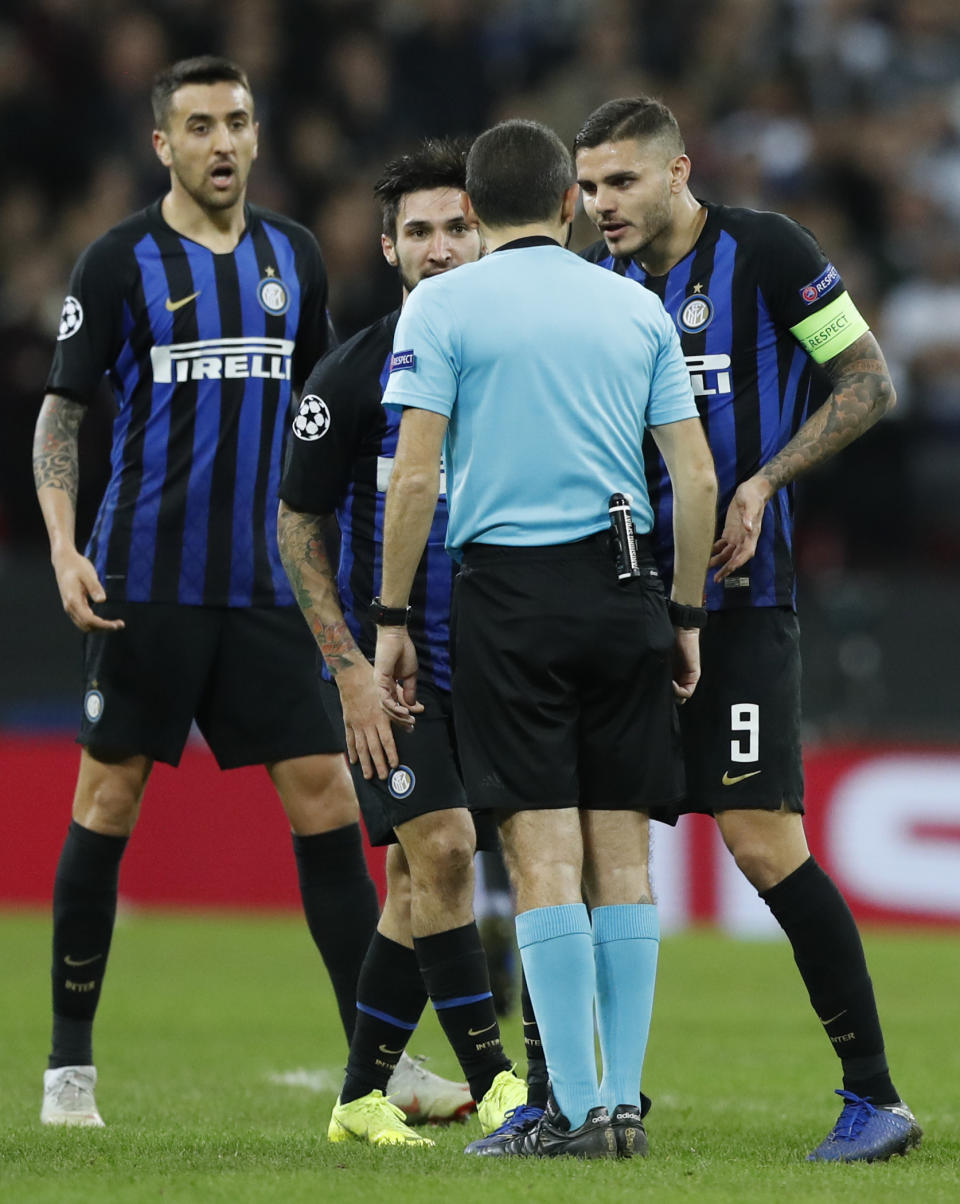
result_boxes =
[358,119,717,1159]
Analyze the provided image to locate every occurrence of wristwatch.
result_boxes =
[667,600,708,629]
[368,596,411,626]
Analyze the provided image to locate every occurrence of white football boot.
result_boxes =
[386,1052,475,1124]
[41,1065,105,1127]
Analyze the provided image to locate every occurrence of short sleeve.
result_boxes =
[291,231,337,392]
[756,212,868,363]
[45,235,128,405]
[646,305,699,426]
[381,281,458,418]
[279,350,384,515]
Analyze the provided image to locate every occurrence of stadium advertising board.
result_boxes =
[4,738,960,929]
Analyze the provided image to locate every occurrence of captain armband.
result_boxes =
[789,292,869,364]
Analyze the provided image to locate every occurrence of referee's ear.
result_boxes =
[560,183,580,227]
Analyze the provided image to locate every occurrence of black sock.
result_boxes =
[761,856,898,1103]
[414,922,511,1102]
[521,972,548,1109]
[341,932,427,1104]
[293,824,380,1044]
[50,821,128,1069]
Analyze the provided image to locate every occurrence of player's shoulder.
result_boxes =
[708,202,820,254]
[306,309,400,391]
[248,203,321,253]
[75,202,163,265]
[578,237,616,266]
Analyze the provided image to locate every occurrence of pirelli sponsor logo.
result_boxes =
[150,336,295,384]
[790,292,868,364]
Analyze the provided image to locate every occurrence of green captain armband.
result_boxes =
[790,292,869,364]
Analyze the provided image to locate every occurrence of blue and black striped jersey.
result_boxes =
[582,202,860,611]
[279,310,456,692]
[47,199,334,608]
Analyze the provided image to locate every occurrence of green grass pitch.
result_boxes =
[2,909,959,1203]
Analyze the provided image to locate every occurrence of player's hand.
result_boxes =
[672,627,701,702]
[348,628,422,781]
[710,476,771,582]
[51,547,125,633]
[336,661,396,781]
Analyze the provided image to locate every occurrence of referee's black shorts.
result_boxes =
[78,602,345,768]
[669,605,805,817]
[451,534,684,817]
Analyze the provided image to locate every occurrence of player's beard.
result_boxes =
[174,163,246,214]
[399,263,451,294]
[614,183,674,259]
[398,266,420,294]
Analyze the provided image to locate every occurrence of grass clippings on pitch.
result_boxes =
[1,910,958,1204]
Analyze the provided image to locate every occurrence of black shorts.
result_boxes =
[318,677,499,851]
[671,606,804,816]
[451,536,683,815]
[79,603,344,769]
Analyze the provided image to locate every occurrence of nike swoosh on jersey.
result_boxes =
[467,1023,497,1037]
[165,290,201,312]
[64,954,103,967]
[720,769,762,786]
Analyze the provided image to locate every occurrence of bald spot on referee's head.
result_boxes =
[465,119,575,230]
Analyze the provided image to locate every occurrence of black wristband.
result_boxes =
[667,600,708,629]
[368,596,411,626]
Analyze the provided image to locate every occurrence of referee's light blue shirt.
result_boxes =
[382,240,697,556]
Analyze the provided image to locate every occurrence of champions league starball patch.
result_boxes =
[388,765,416,799]
[57,295,84,340]
[292,395,331,441]
[257,273,290,315]
[678,293,714,333]
[83,689,104,723]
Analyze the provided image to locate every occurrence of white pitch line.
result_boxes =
[267,1068,341,1093]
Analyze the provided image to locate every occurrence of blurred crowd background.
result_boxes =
[1,0,959,736]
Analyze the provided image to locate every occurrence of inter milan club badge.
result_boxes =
[678,292,714,333]
[83,689,104,723]
[388,766,416,800]
[257,266,290,315]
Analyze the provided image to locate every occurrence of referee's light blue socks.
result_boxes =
[593,903,660,1111]
[515,903,599,1129]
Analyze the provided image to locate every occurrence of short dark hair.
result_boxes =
[574,97,684,157]
[151,56,252,130]
[465,119,575,229]
[373,138,472,240]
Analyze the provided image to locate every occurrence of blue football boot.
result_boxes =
[807,1089,922,1162]
[463,1104,544,1155]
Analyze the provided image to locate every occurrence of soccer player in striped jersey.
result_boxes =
[278,141,528,1148]
[575,96,920,1163]
[33,55,383,1128]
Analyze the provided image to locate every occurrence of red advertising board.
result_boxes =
[3,735,959,929]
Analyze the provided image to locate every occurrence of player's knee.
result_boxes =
[72,782,140,836]
[730,839,784,892]
[405,818,475,897]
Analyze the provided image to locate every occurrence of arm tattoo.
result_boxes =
[277,505,362,676]
[33,394,86,507]
[758,333,895,494]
